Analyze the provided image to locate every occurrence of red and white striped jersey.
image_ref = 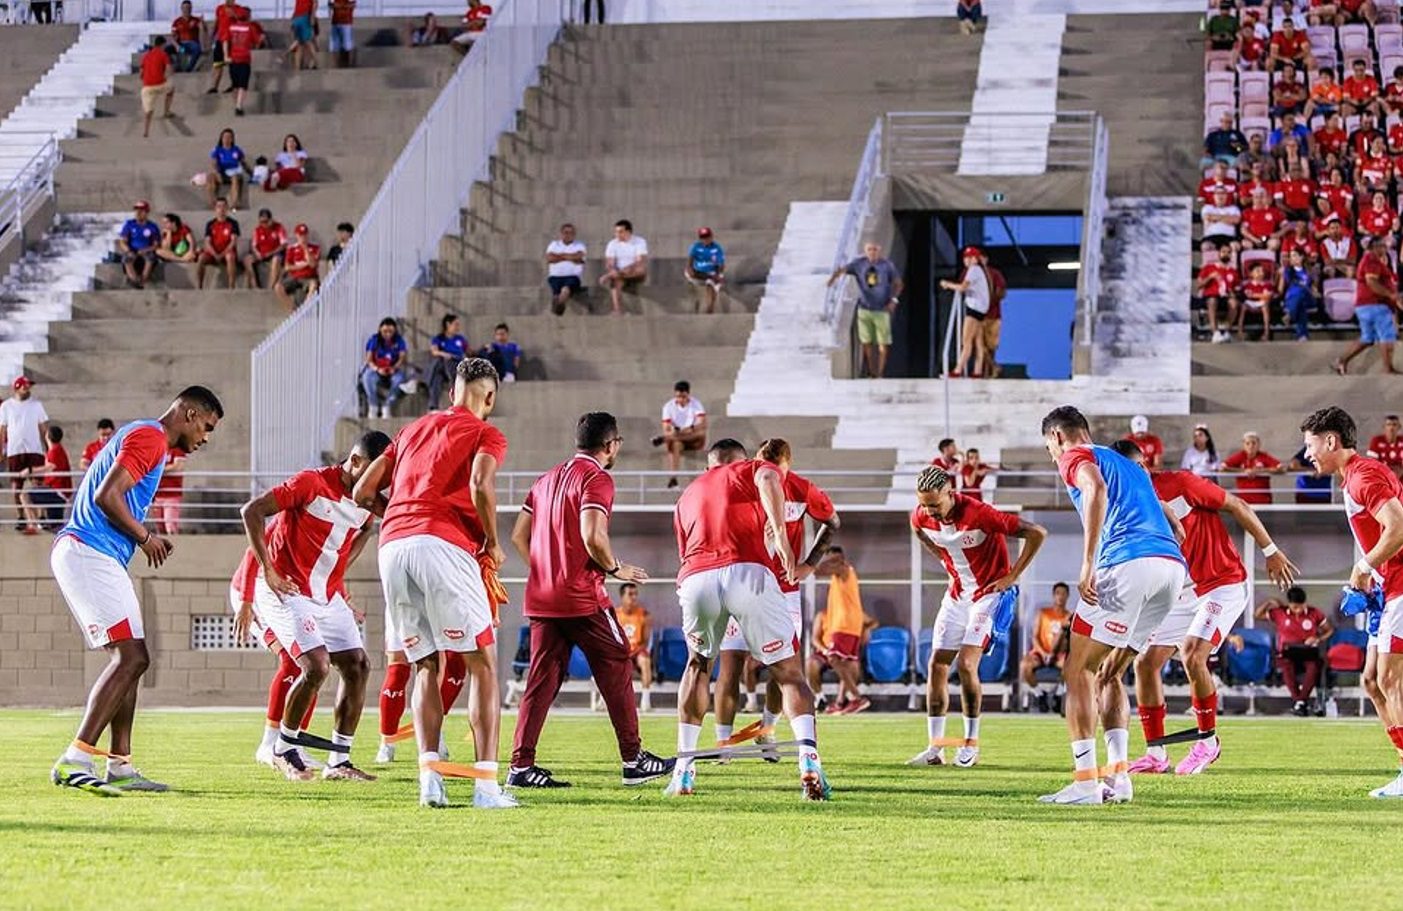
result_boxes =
[910,494,1020,601]
[263,465,372,603]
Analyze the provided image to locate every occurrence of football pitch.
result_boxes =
[3,709,1401,910]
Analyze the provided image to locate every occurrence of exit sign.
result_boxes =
[986,191,1007,204]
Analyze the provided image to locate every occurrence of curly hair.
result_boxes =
[916,465,952,493]
[456,356,500,386]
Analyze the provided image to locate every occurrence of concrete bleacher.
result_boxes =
[0,23,78,122]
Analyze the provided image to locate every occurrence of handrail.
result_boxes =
[1077,114,1109,348]
[939,288,964,435]
[821,115,883,326]
[0,134,60,265]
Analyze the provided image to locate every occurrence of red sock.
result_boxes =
[440,651,468,714]
[266,651,299,725]
[1192,692,1218,735]
[1387,726,1403,752]
[380,662,411,737]
[300,693,317,730]
[1138,703,1166,744]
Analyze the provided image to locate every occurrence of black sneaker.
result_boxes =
[650,434,664,447]
[622,749,675,786]
[507,765,571,789]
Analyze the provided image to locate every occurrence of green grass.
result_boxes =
[2,709,1401,909]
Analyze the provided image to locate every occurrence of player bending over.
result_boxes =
[1108,440,1297,777]
[906,465,1046,768]
[1038,405,1187,805]
[50,386,223,795]
[237,430,391,781]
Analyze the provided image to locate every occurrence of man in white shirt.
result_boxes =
[1200,188,1241,249]
[600,218,648,315]
[545,222,586,315]
[0,376,50,531]
[650,380,706,488]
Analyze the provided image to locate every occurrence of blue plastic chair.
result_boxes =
[655,627,688,682]
[1226,627,1273,683]
[865,627,911,683]
[510,625,531,679]
[978,638,1011,682]
[915,628,934,681]
[567,646,592,680]
[1332,627,1369,650]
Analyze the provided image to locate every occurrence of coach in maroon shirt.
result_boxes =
[506,412,675,789]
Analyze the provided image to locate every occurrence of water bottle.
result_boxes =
[1326,697,1339,718]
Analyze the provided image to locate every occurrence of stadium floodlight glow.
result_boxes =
[1047,261,1082,271]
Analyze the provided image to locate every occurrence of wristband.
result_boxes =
[606,562,622,577]
[1261,542,1279,558]
[1357,557,1377,577]
[139,529,151,545]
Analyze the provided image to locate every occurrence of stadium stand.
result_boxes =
[0,23,78,123]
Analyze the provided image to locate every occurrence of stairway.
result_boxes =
[959,13,1065,175]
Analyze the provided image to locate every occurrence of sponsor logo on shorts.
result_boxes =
[301,618,317,634]
[442,628,465,641]
[1205,601,1222,616]
[762,639,784,654]
[1105,620,1128,635]
[403,635,421,649]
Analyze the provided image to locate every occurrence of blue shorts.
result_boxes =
[1357,303,1398,344]
[547,275,581,294]
[957,2,983,21]
[329,24,353,52]
[292,14,314,42]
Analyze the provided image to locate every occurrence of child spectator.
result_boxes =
[329,0,356,67]
[171,1,206,72]
[1237,261,1275,340]
[206,127,250,210]
[156,213,197,263]
[139,37,175,139]
[276,224,320,310]
[118,200,161,289]
[225,7,264,118]
[1019,582,1071,692]
[1180,423,1218,476]
[614,582,655,710]
[959,447,994,500]
[1221,431,1285,504]
[1279,247,1318,340]
[480,322,521,382]
[427,313,468,410]
[154,446,187,534]
[1304,67,1342,121]
[243,208,287,289]
[361,317,409,419]
[1196,243,1241,344]
[197,197,241,289]
[327,221,354,265]
[1256,588,1333,715]
[80,418,115,470]
[1125,415,1165,468]
[21,424,70,530]
[251,156,270,188]
[545,222,586,314]
[265,134,308,191]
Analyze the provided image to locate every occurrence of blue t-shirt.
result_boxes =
[688,241,725,275]
[365,333,407,370]
[211,143,245,173]
[1267,124,1310,151]
[1060,444,1184,570]
[432,333,468,359]
[485,341,521,366]
[1282,265,1312,306]
[120,218,161,252]
[61,420,168,565]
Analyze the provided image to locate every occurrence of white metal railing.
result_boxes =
[1078,113,1109,347]
[882,110,1101,174]
[0,133,60,265]
[250,0,567,476]
[821,115,883,325]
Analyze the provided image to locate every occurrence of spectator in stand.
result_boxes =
[1237,132,1273,179]
[614,582,654,710]
[328,0,355,67]
[1314,114,1348,163]
[832,241,905,379]
[1234,21,1268,71]
[1369,414,1403,478]
[206,128,250,210]
[427,313,468,410]
[1335,234,1399,375]
[600,219,648,316]
[1221,430,1285,504]
[242,208,286,289]
[1268,111,1311,156]
[651,379,705,488]
[1198,160,1239,206]
[156,213,197,264]
[197,197,241,289]
[1281,219,1319,267]
[361,317,408,419]
[80,418,115,471]
[1180,423,1219,476]
[930,437,960,471]
[154,446,187,535]
[1288,444,1333,502]
[1274,160,1315,223]
[1321,215,1358,277]
[1273,134,1308,180]
[1349,110,1384,160]
[265,134,308,191]
[1125,415,1165,468]
[581,0,605,23]
[21,425,71,530]
[1317,166,1353,221]
[1203,112,1248,167]
[1206,1,1238,50]
[452,0,492,51]
[684,227,726,314]
[1271,63,1308,118]
[1304,67,1342,121]
[1273,0,1310,30]
[480,322,522,383]
[139,37,175,139]
[1280,246,1319,341]
[225,7,265,118]
[275,223,321,311]
[1237,261,1275,341]
[1201,187,1242,252]
[327,221,354,265]
[1019,582,1072,691]
[288,0,319,71]
[1237,159,1272,204]
[1196,242,1241,343]
[806,547,872,714]
[545,222,586,315]
[979,251,1006,378]
[956,0,985,35]
[1342,58,1385,118]
[1256,588,1333,715]
[118,200,162,289]
[1267,18,1314,72]
[1240,187,1286,251]
[1337,0,1379,26]
[1384,66,1403,117]
[171,0,206,72]
[959,447,994,500]
[207,0,238,93]
[1358,190,1399,247]
[0,376,48,533]
[1356,137,1394,197]
[940,246,991,379]
[408,12,445,45]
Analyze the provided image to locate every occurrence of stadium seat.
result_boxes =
[511,625,531,679]
[915,627,934,681]
[1226,628,1274,684]
[655,627,688,682]
[567,646,592,680]
[1204,50,1235,72]
[978,639,1011,683]
[1240,71,1270,103]
[1204,101,1235,128]
[1324,278,1357,321]
[1240,115,1271,138]
[1383,53,1403,79]
[864,626,911,683]
[1328,627,1368,672]
[1240,248,1278,280]
[1240,100,1270,122]
[1339,25,1372,62]
[1205,81,1235,108]
[1378,24,1403,54]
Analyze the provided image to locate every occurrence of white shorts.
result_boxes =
[1373,595,1403,654]
[933,590,997,652]
[679,563,796,665]
[228,584,278,651]
[1146,581,1249,652]
[1072,556,1187,651]
[383,601,402,655]
[378,535,494,663]
[51,535,143,649]
[252,575,363,658]
[721,589,801,652]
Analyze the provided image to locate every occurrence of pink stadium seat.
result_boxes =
[1240,115,1270,138]
[1206,82,1235,107]
[1339,25,1372,63]
[1382,53,1403,78]
[1241,100,1270,121]
[1205,101,1235,128]
[1307,25,1336,50]
[1206,70,1236,92]
[1205,50,1235,72]
[1324,279,1356,322]
[1241,71,1270,102]
[1380,0,1401,25]
[1346,114,1361,133]
[1240,249,1277,281]
[1378,24,1403,54]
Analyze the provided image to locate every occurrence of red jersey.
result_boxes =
[1152,470,1244,596]
[1358,156,1393,188]
[1222,449,1280,504]
[464,3,491,30]
[1198,262,1240,298]
[1237,178,1270,206]
[1351,128,1384,160]
[293,0,314,16]
[775,471,836,594]
[227,20,262,64]
[674,459,774,584]
[1388,84,1403,114]
[1241,206,1284,241]
[43,443,71,495]
[1273,177,1315,211]
[253,222,287,258]
[1270,30,1310,61]
[1343,455,1403,599]
[1268,604,1329,648]
[1368,434,1403,467]
[214,1,237,41]
[1198,177,1239,205]
[172,13,203,42]
[1322,232,1357,262]
[521,453,616,618]
[960,462,992,500]
[205,217,238,253]
[140,47,170,86]
[1344,74,1381,103]
[1314,127,1347,158]
[1125,433,1165,467]
[1359,206,1396,239]
[1280,231,1318,261]
[1357,250,1397,306]
[910,495,1019,601]
[330,0,354,24]
[379,407,507,554]
[156,447,186,496]
[1239,34,1266,65]
[262,465,371,603]
[82,437,106,466]
[1241,278,1273,306]
[284,242,319,280]
[231,546,259,603]
[930,455,959,471]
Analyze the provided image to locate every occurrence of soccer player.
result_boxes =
[667,437,830,800]
[505,411,674,789]
[49,386,224,795]
[1108,440,1297,776]
[237,430,391,781]
[352,357,515,809]
[1037,405,1187,805]
[372,649,468,764]
[906,465,1046,768]
[1299,406,1403,798]
[714,438,839,753]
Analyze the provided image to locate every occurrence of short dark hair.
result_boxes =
[1041,405,1090,437]
[457,357,500,387]
[674,380,690,394]
[48,425,63,444]
[215,195,229,206]
[1396,65,1403,79]
[937,437,955,451]
[1109,438,1142,460]
[153,35,166,46]
[1300,406,1357,449]
[1287,585,1307,604]
[576,411,619,452]
[619,582,638,594]
[177,385,225,419]
[615,219,633,232]
[97,418,115,431]
[1052,582,1070,594]
[257,208,272,218]
[337,222,355,234]
[1388,414,1400,421]
[757,438,791,465]
[1355,57,1368,67]
[379,316,398,330]
[708,438,747,461]
[494,322,509,334]
[354,429,392,461]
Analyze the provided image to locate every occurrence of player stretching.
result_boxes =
[372,648,467,763]
[1038,406,1187,805]
[353,357,515,809]
[714,438,840,753]
[1299,406,1403,798]
[50,386,223,795]
[1107,440,1297,776]
[238,431,391,781]
[668,438,830,800]
[906,465,1046,768]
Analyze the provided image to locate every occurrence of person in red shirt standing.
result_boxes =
[1255,589,1333,715]
[80,418,115,471]
[1369,414,1403,479]
[197,197,241,289]
[208,0,239,92]
[1124,414,1164,469]
[504,412,674,790]
[152,446,186,535]
[668,440,829,800]
[1335,235,1400,375]
[1110,441,1296,777]
[328,0,355,67]
[1220,431,1285,504]
[243,208,286,290]
[959,446,996,500]
[1300,406,1403,797]
[138,36,174,139]
[225,7,264,117]
[930,437,960,471]
[21,425,73,530]
[276,224,320,311]
[288,0,319,71]
[352,357,514,809]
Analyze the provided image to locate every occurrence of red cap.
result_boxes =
[12,376,32,390]
[962,246,982,259]
[294,223,309,235]
[697,227,713,238]
[133,199,150,210]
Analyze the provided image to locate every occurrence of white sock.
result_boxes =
[789,714,819,763]
[641,689,652,711]
[328,730,353,768]
[260,725,280,750]
[1146,744,1168,761]
[275,723,300,755]
[963,715,980,742]
[761,707,778,730]
[419,750,440,779]
[677,722,701,773]
[1071,737,1098,782]
[1105,728,1129,771]
[473,760,500,794]
[927,715,946,744]
[61,742,93,766]
[715,723,733,744]
[107,757,135,777]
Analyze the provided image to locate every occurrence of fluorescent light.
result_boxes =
[1046,261,1082,271]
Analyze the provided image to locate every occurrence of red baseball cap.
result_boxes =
[12,376,32,390]
[697,227,713,238]
[133,200,150,210]
[962,246,982,258]
[294,223,309,235]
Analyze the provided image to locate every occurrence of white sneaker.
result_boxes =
[379,405,391,419]
[1037,780,1104,805]
[907,747,946,766]
[375,742,395,764]
[1369,770,1403,798]
[954,745,980,768]
[473,787,520,809]
[419,770,447,808]
[254,743,276,767]
[1103,773,1133,804]
[1211,330,1227,344]
[297,749,324,771]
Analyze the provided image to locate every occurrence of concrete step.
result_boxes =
[406,284,761,317]
[467,175,851,209]
[428,313,756,349]
[25,348,259,385]
[430,254,771,288]
[63,123,418,160]
[66,288,282,319]
[1192,375,1394,416]
[92,84,435,119]
[89,260,319,292]
[443,229,779,263]
[460,204,786,235]
[485,152,867,183]
[42,317,278,353]
[1191,340,1363,377]
[109,57,456,96]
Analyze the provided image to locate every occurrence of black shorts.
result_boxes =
[282,275,314,293]
[964,308,986,322]
[229,62,251,89]
[548,275,581,294]
[123,248,156,264]
[1201,235,1235,251]
[212,42,226,66]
